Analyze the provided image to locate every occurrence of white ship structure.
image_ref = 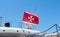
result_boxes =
[0,27,40,37]
[0,12,59,37]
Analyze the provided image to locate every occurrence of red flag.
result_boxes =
[22,11,39,25]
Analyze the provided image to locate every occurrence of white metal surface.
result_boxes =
[0,27,40,35]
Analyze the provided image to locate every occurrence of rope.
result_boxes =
[41,24,56,33]
[41,24,60,34]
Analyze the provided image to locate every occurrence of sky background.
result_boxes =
[0,0,60,33]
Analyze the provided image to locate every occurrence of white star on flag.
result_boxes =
[28,16,34,22]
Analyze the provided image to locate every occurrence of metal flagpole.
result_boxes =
[55,24,59,37]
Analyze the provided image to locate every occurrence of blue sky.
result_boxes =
[0,0,60,33]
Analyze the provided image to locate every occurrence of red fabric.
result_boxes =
[23,11,39,25]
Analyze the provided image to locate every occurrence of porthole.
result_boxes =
[17,30,19,32]
[28,31,30,33]
[3,30,5,32]
[23,30,25,32]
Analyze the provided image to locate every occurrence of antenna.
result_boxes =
[34,7,37,14]
[34,0,37,14]
[33,0,39,30]
[0,16,2,27]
